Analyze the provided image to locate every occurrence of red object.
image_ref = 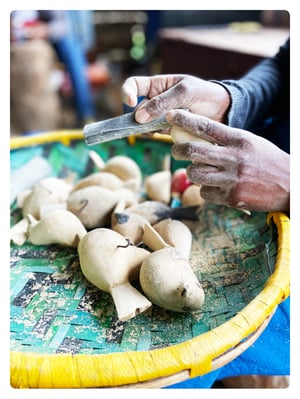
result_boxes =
[23,20,39,28]
[171,168,192,193]
[86,61,111,88]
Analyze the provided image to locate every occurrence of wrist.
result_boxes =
[208,81,231,123]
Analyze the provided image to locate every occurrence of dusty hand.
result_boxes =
[122,74,230,124]
[168,110,290,213]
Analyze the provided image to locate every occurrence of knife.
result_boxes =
[83,111,171,145]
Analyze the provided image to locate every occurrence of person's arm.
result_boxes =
[122,74,231,124]
[215,38,290,130]
[122,39,289,131]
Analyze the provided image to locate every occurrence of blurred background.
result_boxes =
[10,10,290,136]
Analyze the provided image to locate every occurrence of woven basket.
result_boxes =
[10,131,290,388]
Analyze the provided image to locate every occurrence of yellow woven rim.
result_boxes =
[10,131,290,388]
[10,129,172,150]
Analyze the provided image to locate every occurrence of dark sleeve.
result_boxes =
[213,38,290,130]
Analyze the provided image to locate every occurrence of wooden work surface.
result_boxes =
[159,25,289,79]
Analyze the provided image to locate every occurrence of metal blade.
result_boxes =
[83,111,170,145]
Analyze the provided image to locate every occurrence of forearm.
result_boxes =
[215,60,281,129]
[215,39,290,130]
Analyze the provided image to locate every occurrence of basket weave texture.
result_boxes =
[10,132,290,388]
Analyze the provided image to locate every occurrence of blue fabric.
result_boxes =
[165,297,290,388]
[214,39,290,154]
[54,35,96,122]
[67,10,95,53]
[220,39,289,135]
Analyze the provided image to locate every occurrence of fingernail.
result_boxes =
[136,108,151,123]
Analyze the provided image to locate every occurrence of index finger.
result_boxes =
[167,110,243,146]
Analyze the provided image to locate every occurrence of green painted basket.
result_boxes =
[10,131,290,388]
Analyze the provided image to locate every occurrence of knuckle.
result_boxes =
[147,96,166,114]
[197,118,212,135]
[172,143,194,160]
[174,81,190,98]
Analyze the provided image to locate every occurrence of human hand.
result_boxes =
[168,109,290,213]
[122,74,230,124]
